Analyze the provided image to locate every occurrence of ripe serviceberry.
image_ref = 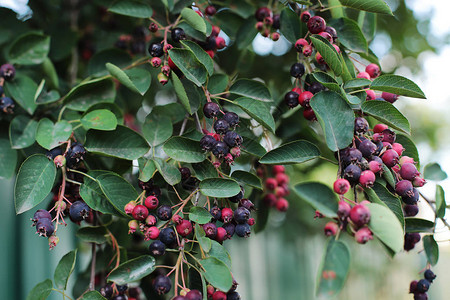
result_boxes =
[358,139,377,158]
[349,204,371,227]
[276,198,289,211]
[171,27,186,42]
[424,270,436,282]
[226,292,241,300]
[203,102,220,118]
[290,63,305,78]
[235,223,251,237]
[308,82,325,94]
[214,119,229,134]
[0,63,15,80]
[36,219,55,237]
[409,280,418,293]
[32,209,52,223]
[234,207,250,224]
[216,227,227,243]
[149,240,166,256]
[395,180,414,197]
[176,219,193,237]
[213,291,227,300]
[381,92,398,103]
[337,200,351,219]
[359,170,376,188]
[354,117,369,135]
[222,223,235,239]
[101,284,114,298]
[324,26,338,41]
[343,164,362,184]
[212,141,229,159]
[414,293,428,300]
[298,91,313,107]
[285,91,299,108]
[402,188,419,205]
[404,232,421,251]
[273,14,280,29]
[400,163,420,181]
[416,279,430,293]
[381,149,399,168]
[153,275,172,295]
[179,167,191,181]
[185,290,202,300]
[221,208,234,223]
[303,108,316,121]
[70,201,90,222]
[229,187,244,203]
[145,196,159,210]
[307,16,326,34]
[200,135,217,151]
[404,204,419,217]
[300,11,311,22]
[355,227,373,244]
[255,7,271,21]
[333,178,351,195]
[382,129,396,144]
[365,63,381,78]
[157,205,172,221]
[223,112,239,127]
[205,5,216,16]
[223,131,243,148]
[149,43,164,57]
[210,206,222,220]
[324,222,338,236]
[203,222,217,239]
[160,227,176,246]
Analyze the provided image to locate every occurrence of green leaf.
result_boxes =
[64,78,116,111]
[229,79,272,102]
[370,75,426,98]
[423,235,439,266]
[328,18,368,53]
[96,172,138,216]
[405,218,435,233]
[358,11,377,41]
[200,178,241,198]
[382,164,396,188]
[15,154,56,214]
[343,78,372,89]
[163,137,206,163]
[209,240,232,268]
[232,97,275,133]
[208,74,229,94]
[169,48,207,86]
[85,125,150,160]
[279,7,303,44]
[106,63,150,95]
[181,7,207,34]
[310,35,343,77]
[36,90,61,105]
[316,239,350,297]
[35,118,72,150]
[236,18,258,50]
[198,236,212,252]
[171,71,192,114]
[108,255,156,285]
[311,72,341,92]
[424,163,447,181]
[108,0,153,18]
[79,291,107,300]
[259,140,320,164]
[192,160,217,181]
[294,182,338,217]
[200,257,232,292]
[371,183,404,229]
[137,158,156,182]
[241,137,267,158]
[231,170,262,190]
[26,279,52,300]
[181,40,214,76]
[153,158,181,185]
[54,249,77,290]
[76,226,108,244]
[88,49,132,77]
[366,203,404,254]
[339,0,393,15]
[9,33,50,65]
[435,185,446,219]
[361,100,410,134]
[81,109,117,131]
[4,75,38,115]
[189,206,212,224]
[395,134,420,167]
[0,137,17,179]
[143,114,173,147]
[310,91,355,151]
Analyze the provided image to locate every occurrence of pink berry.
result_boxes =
[359,170,376,188]
[216,37,226,49]
[145,226,160,240]
[295,38,309,52]
[333,178,351,195]
[271,32,280,41]
[400,163,420,181]
[381,149,399,168]
[216,227,227,243]
[395,180,414,197]
[176,219,193,237]
[276,198,289,211]
[332,44,341,53]
[372,133,384,142]
[265,178,277,190]
[221,208,233,223]
[298,91,313,108]
[276,173,289,185]
[272,165,285,174]
[144,196,159,210]
[381,92,398,103]
[357,72,371,80]
[355,227,373,244]
[349,204,371,227]
[212,291,227,300]
[365,63,381,78]
[368,160,383,173]
[392,143,405,156]
[399,156,415,166]
[132,205,149,221]
[247,218,255,226]
[324,221,338,236]
[150,57,162,68]
[302,45,313,57]
[315,52,325,64]
[337,200,351,219]
[124,201,136,214]
[365,89,376,100]
[275,186,287,197]
[172,214,183,225]
[300,11,311,23]
[307,16,326,34]
[413,177,426,187]
[373,124,388,133]
[318,31,333,43]
[128,220,139,234]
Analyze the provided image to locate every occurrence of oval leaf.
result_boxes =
[310,91,355,151]
[361,100,410,134]
[370,74,426,98]
[163,136,206,163]
[9,33,50,65]
[0,137,17,179]
[405,218,435,233]
[310,35,343,77]
[209,240,232,269]
[138,158,157,182]
[294,182,338,217]
[80,291,107,300]
[423,235,439,266]
[259,140,320,164]
[316,239,350,297]
[343,78,372,89]
[340,0,393,15]
[231,170,262,190]
[106,63,149,95]
[366,203,404,253]
[26,279,52,300]
[279,7,303,43]
[311,71,341,92]
[171,71,191,114]
[424,163,447,181]
[200,178,241,198]
[81,109,117,131]
[143,114,173,147]
[15,154,56,214]
[182,40,214,76]
[371,183,404,229]
[232,97,275,133]
[241,137,267,158]
[85,125,150,160]
[153,158,181,186]
[64,78,116,111]
[36,118,72,150]
[54,249,77,290]
[329,18,368,53]
[181,7,207,34]
[76,226,108,244]
[168,48,207,87]
[9,115,38,149]
[4,75,38,115]
[435,185,446,219]
[189,206,212,224]
[200,257,232,292]
[229,79,272,102]
[108,0,153,18]
[108,255,156,285]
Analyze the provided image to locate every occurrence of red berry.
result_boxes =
[307,16,326,34]
[276,198,289,211]
[368,160,383,173]
[205,5,216,16]
[315,52,325,64]
[206,50,215,59]
[359,170,376,188]
[365,89,376,100]
[150,57,162,68]
[144,196,159,210]
[357,72,371,79]
[295,38,309,52]
[275,173,289,185]
[263,194,277,206]
[172,214,183,225]
[355,227,373,244]
[333,178,350,195]
[212,291,227,300]
[324,221,338,236]
[247,218,255,226]
[300,11,311,23]
[365,63,381,78]
[400,163,420,181]
[176,219,193,237]
[303,108,317,121]
[216,37,226,49]
[302,45,313,57]
[298,91,313,107]
[337,200,351,219]
[392,143,405,156]
[413,176,426,187]
[221,208,233,223]
[273,165,285,174]
[274,186,287,197]
[132,205,149,221]
[271,32,280,41]
[216,227,227,243]
[125,201,137,214]
[211,26,221,37]
[381,92,398,103]
[332,44,341,53]
[381,149,399,168]
[318,31,333,43]
[145,214,157,226]
[145,226,160,240]
[349,204,371,227]
[265,178,277,190]
[373,124,388,133]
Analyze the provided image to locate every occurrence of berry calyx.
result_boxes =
[70,201,90,222]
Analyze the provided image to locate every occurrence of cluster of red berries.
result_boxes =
[355,63,401,102]
[257,164,290,212]
[200,102,242,166]
[254,7,281,41]
[100,283,142,300]
[409,269,437,300]
[114,26,148,56]
[206,282,240,300]
[0,63,16,114]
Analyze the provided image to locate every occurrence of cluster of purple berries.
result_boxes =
[409,269,437,300]
[254,7,280,40]
[0,63,16,114]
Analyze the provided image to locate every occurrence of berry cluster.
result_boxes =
[256,164,290,212]
[254,7,280,41]
[0,63,16,114]
[200,102,242,166]
[114,26,147,56]
[100,283,142,300]
[409,269,437,300]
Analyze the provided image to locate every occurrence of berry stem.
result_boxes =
[89,212,98,291]
[51,288,73,300]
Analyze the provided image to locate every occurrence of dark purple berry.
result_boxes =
[159,227,176,246]
[396,180,414,198]
[229,186,244,203]
[117,284,128,294]
[358,139,377,158]
[203,222,217,239]
[33,209,52,222]
[171,27,186,42]
[416,279,430,293]
[223,112,239,127]
[100,284,113,298]
[153,275,172,295]
[212,141,229,159]
[307,16,326,34]
[46,147,63,160]
[235,223,251,237]
[149,240,166,256]
[404,204,419,217]
[324,26,338,42]
[354,117,369,135]
[205,5,217,16]
[414,293,428,300]
[343,164,362,184]
[226,291,241,300]
[223,131,242,148]
[36,218,54,237]
[0,97,15,114]
[222,223,235,239]
[382,129,396,144]
[203,102,220,118]
[200,135,217,151]
[214,119,229,134]
[148,43,164,57]
[239,199,255,211]
[69,201,90,222]
[179,167,191,181]
[424,270,436,282]
[210,206,222,220]
[290,63,305,78]
[0,63,15,81]
[272,14,280,29]
[404,232,421,251]
[112,295,127,300]
[307,82,325,94]
[157,205,173,221]
[284,91,299,108]
[234,207,250,224]
[255,7,271,21]
[402,188,419,205]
